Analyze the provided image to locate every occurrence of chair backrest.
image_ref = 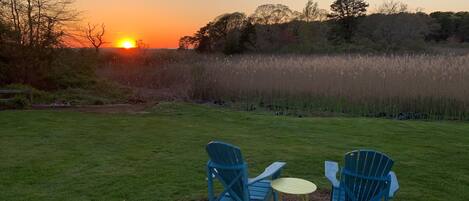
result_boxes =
[206,141,249,201]
[341,150,394,201]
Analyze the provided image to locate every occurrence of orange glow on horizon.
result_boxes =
[117,38,137,49]
[74,0,469,48]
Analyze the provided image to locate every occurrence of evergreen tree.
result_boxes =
[328,0,369,41]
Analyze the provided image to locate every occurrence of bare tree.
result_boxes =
[1,0,79,48]
[303,0,319,22]
[0,0,80,85]
[216,12,247,30]
[250,4,297,25]
[415,7,425,13]
[317,9,330,21]
[376,0,408,14]
[301,0,329,22]
[84,23,106,52]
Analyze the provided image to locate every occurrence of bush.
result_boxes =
[11,96,30,109]
[0,95,30,110]
[46,49,98,90]
[0,46,99,91]
[43,80,131,106]
[3,84,54,104]
[2,79,131,106]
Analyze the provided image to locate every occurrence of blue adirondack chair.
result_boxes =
[206,141,286,201]
[325,150,399,201]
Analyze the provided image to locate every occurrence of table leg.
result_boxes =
[302,194,309,201]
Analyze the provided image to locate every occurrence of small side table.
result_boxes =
[271,178,317,201]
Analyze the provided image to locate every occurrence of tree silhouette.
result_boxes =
[1,0,79,47]
[302,0,325,22]
[376,0,408,14]
[192,22,213,52]
[186,12,249,53]
[328,0,369,41]
[178,36,194,50]
[210,12,247,52]
[250,4,298,25]
[0,0,80,86]
[84,23,106,52]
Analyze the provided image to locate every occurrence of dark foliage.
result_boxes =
[328,0,369,41]
[180,1,469,55]
[0,0,98,90]
[427,11,469,42]
[355,13,437,51]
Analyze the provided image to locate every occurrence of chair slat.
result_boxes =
[206,141,283,201]
[207,142,248,200]
[339,150,395,201]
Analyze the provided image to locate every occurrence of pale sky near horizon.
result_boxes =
[75,0,469,48]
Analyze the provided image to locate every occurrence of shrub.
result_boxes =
[11,96,30,109]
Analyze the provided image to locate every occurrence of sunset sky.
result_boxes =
[75,0,469,48]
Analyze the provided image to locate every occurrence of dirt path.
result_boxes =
[30,86,177,114]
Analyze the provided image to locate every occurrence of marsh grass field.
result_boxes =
[1,103,469,201]
[100,52,469,120]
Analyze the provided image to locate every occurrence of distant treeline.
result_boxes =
[179,0,469,54]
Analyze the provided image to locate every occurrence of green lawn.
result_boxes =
[1,103,468,201]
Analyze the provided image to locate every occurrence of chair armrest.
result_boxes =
[205,173,216,180]
[248,162,286,185]
[325,161,340,188]
[388,171,399,198]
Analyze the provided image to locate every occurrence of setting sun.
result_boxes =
[118,38,136,49]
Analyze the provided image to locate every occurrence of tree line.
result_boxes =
[0,0,110,90]
[179,0,469,54]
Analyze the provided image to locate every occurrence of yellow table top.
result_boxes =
[271,178,317,195]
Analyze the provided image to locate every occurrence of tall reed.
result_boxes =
[99,51,469,120]
[190,54,469,119]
